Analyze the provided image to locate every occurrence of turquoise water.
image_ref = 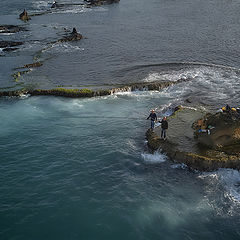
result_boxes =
[1,0,240,238]
[1,92,240,240]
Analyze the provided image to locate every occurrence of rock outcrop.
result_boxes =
[193,110,240,154]
[56,28,83,43]
[146,107,240,171]
[19,10,31,21]
[0,78,188,99]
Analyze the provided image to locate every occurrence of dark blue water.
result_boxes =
[1,0,240,239]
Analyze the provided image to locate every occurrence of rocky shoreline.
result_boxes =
[146,107,240,171]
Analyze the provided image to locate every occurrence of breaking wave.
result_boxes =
[141,151,167,164]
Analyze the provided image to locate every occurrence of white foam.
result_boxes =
[141,151,167,164]
[33,0,50,10]
[0,32,14,35]
[53,6,91,14]
[218,169,240,203]
[44,42,84,54]
[19,94,30,99]
[171,163,188,169]
[139,66,240,105]
[199,169,240,204]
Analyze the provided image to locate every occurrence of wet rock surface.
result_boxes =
[146,107,240,171]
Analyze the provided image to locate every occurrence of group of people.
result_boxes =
[221,104,240,114]
[147,110,168,140]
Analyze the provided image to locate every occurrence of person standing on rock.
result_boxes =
[160,116,168,140]
[147,110,157,130]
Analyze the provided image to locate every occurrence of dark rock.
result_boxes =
[19,9,31,21]
[57,28,83,43]
[85,0,120,6]
[0,25,26,34]
[185,98,192,103]
[51,1,64,8]
[2,47,19,52]
[0,41,23,48]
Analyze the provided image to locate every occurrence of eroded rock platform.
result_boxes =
[146,107,240,171]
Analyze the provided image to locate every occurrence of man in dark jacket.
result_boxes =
[160,116,168,140]
[147,110,157,130]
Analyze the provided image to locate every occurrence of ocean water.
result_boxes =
[1,0,240,239]
[1,93,240,240]
[1,0,240,89]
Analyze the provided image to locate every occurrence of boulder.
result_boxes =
[19,10,31,21]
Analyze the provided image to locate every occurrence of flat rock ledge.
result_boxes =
[0,78,188,98]
[146,107,240,171]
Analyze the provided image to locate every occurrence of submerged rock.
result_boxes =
[0,78,188,99]
[85,0,120,6]
[0,41,23,48]
[19,9,31,21]
[23,62,43,68]
[0,41,23,52]
[146,107,240,171]
[0,25,26,34]
[2,47,19,52]
[51,1,65,8]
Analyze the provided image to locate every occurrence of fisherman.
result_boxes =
[222,104,231,113]
[147,109,157,130]
[159,116,168,140]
